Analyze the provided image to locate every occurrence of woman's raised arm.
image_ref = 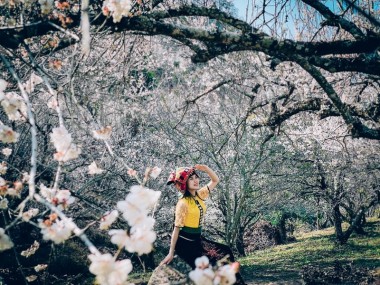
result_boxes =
[194,164,219,191]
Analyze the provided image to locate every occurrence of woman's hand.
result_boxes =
[194,164,209,172]
[160,252,174,266]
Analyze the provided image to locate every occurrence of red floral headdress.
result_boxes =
[166,167,196,191]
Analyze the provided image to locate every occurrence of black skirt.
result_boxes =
[175,231,235,269]
[175,231,246,284]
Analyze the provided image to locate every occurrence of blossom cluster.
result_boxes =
[50,126,81,162]
[40,183,75,209]
[189,256,240,285]
[102,0,132,23]
[89,253,132,285]
[110,185,161,255]
[0,166,24,199]
[89,184,161,284]
[38,214,74,244]
[0,80,20,143]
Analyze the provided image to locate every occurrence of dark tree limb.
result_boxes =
[301,0,365,39]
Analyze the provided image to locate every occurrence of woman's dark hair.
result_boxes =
[182,171,200,198]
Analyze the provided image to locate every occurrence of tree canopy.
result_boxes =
[1,0,380,139]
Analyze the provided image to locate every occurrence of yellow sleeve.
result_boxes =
[196,186,210,200]
[174,199,188,228]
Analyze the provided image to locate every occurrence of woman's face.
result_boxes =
[187,174,200,191]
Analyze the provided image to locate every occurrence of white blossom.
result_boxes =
[189,267,214,285]
[0,79,7,94]
[109,229,128,248]
[47,98,58,109]
[0,125,19,143]
[149,166,162,179]
[0,162,7,175]
[50,126,81,162]
[117,200,148,226]
[1,92,27,121]
[26,275,37,282]
[22,208,39,221]
[195,256,210,269]
[23,73,43,93]
[1,148,12,157]
[39,218,74,244]
[6,187,21,198]
[22,172,30,183]
[89,253,132,285]
[214,263,238,285]
[38,0,53,14]
[0,177,5,186]
[88,161,105,175]
[21,240,40,257]
[117,186,160,226]
[127,185,160,211]
[40,184,75,209]
[34,264,48,272]
[54,189,75,208]
[0,228,13,251]
[0,198,8,209]
[40,183,55,201]
[99,210,118,230]
[124,226,156,256]
[102,0,132,23]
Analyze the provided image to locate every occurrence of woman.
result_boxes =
[160,164,245,284]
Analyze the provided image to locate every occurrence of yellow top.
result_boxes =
[174,186,210,229]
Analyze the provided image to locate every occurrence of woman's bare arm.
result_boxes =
[194,164,219,191]
[160,226,180,265]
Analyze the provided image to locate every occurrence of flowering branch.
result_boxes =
[0,54,38,199]
[34,193,100,255]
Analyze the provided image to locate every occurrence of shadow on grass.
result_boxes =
[241,264,300,283]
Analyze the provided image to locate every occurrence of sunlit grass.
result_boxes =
[239,218,380,282]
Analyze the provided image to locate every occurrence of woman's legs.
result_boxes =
[175,236,202,269]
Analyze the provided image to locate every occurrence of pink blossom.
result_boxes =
[127,168,137,177]
[92,126,112,140]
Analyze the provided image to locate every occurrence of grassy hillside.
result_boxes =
[239,217,380,284]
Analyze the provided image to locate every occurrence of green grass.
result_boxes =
[239,218,380,283]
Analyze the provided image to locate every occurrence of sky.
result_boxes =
[232,0,250,20]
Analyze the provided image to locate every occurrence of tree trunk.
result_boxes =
[235,227,246,257]
[332,204,346,244]
[278,212,289,243]
[353,214,366,235]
